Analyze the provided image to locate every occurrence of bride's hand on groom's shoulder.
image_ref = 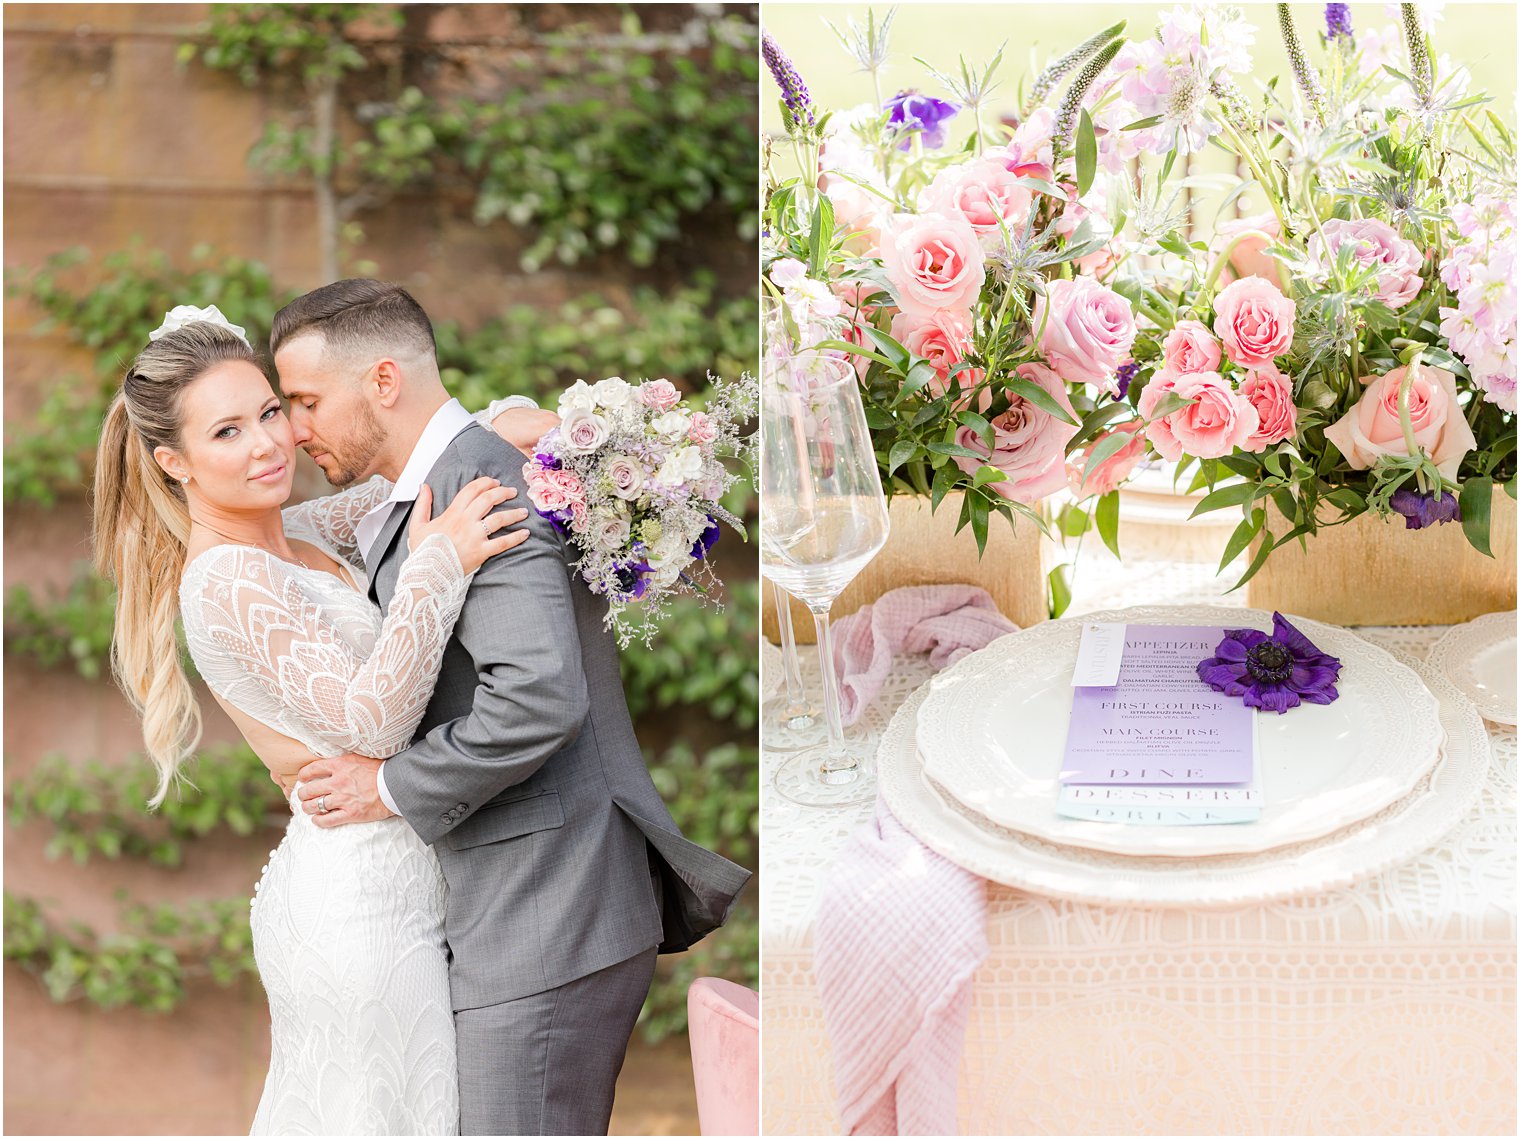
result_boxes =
[295,754,393,828]
[408,479,530,573]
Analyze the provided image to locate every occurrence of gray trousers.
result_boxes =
[454,946,659,1136]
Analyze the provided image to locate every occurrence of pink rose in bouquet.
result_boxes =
[881,213,986,317]
[1212,276,1296,367]
[525,465,588,520]
[952,362,1078,503]
[687,412,718,445]
[1160,319,1223,377]
[1323,362,1478,478]
[1067,420,1147,498]
[1309,218,1424,310]
[920,158,1035,241]
[1211,213,1283,291]
[1141,371,1259,460]
[889,308,981,397]
[1138,373,1184,461]
[1053,188,1122,278]
[998,107,1056,183]
[1034,276,1137,390]
[822,177,886,256]
[1238,365,1298,452]
[639,379,681,412]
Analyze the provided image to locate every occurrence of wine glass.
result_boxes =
[760,353,890,806]
[765,579,824,739]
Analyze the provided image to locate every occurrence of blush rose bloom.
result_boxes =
[1211,212,1283,291]
[686,412,717,445]
[1161,319,1222,377]
[1323,362,1478,478]
[889,308,981,397]
[920,157,1034,242]
[639,378,681,411]
[880,212,986,317]
[604,454,646,501]
[1238,365,1298,453]
[1212,276,1296,367]
[560,408,610,455]
[1034,276,1137,391]
[525,466,588,516]
[1141,371,1259,461]
[1067,420,1147,498]
[951,362,1078,503]
[1137,373,1184,462]
[1309,218,1424,309]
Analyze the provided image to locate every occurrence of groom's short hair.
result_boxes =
[271,279,436,366]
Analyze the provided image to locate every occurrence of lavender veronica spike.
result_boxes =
[762,30,815,128]
[1324,4,1353,42]
[1278,3,1328,125]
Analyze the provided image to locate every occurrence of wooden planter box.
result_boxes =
[762,492,1049,644]
[1247,487,1517,626]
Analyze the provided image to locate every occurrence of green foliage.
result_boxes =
[180,4,388,86]
[5,891,257,1012]
[6,744,285,867]
[620,583,760,732]
[437,279,757,408]
[5,567,118,679]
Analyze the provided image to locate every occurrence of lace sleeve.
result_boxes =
[281,475,394,567]
[180,536,470,759]
[473,395,540,429]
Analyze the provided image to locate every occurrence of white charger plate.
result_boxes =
[879,649,1488,908]
[1428,611,1517,726]
[916,606,1445,857]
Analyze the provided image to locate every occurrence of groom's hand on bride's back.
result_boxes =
[295,754,394,827]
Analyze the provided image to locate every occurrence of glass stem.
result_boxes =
[774,581,808,716]
[811,604,850,758]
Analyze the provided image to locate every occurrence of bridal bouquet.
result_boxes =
[523,374,756,645]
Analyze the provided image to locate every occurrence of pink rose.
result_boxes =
[687,412,717,445]
[1211,212,1283,291]
[920,158,1034,241]
[1034,276,1137,390]
[889,309,981,397]
[822,178,885,256]
[1238,365,1298,452]
[881,213,986,318]
[1161,319,1222,377]
[524,465,588,516]
[1053,189,1122,278]
[560,408,610,454]
[1164,372,1259,459]
[1323,362,1478,478]
[951,362,1078,504]
[1309,218,1424,309]
[1067,420,1147,498]
[639,379,681,412]
[1212,276,1296,367]
[604,454,646,500]
[997,107,1056,183]
[1137,373,1184,462]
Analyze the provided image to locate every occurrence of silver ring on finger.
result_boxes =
[318,795,329,814]
[483,517,492,533]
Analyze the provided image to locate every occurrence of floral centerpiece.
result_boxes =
[524,373,756,645]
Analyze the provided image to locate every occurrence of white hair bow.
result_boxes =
[149,304,251,348]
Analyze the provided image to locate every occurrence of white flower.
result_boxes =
[655,445,704,487]
[559,408,611,455]
[604,454,646,500]
[591,376,635,411]
[591,511,631,554]
[653,562,684,588]
[559,380,597,414]
[651,410,693,438]
[647,529,691,569]
[149,304,250,347]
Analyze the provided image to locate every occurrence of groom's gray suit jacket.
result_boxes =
[367,422,751,1012]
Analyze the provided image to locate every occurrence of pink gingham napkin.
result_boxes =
[815,585,1012,1134]
[831,585,1019,726]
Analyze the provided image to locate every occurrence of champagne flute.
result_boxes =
[760,354,890,806]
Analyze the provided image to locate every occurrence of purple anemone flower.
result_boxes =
[690,516,721,561]
[1197,612,1342,714]
[533,451,561,471]
[612,558,652,601]
[885,91,959,151]
[1389,487,1461,530]
[1114,360,1140,400]
[1325,4,1353,42]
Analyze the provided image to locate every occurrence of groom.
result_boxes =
[271,279,750,1135]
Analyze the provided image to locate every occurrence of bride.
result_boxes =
[93,306,555,1135]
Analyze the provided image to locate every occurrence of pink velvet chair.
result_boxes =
[687,977,760,1136]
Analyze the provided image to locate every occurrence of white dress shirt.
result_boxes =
[365,398,479,815]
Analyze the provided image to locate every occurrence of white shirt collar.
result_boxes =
[387,398,475,505]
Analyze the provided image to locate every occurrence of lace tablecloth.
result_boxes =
[761,579,1517,1135]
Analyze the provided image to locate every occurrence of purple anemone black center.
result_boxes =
[1243,641,1293,684]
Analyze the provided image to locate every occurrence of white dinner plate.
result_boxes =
[1428,611,1517,726]
[878,649,1488,908]
[915,606,1446,857]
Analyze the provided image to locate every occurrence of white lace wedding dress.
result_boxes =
[178,403,527,1136]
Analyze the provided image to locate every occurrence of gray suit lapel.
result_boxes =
[366,502,413,606]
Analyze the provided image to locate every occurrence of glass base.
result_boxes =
[772,741,876,808]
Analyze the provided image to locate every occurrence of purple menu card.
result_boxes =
[1060,625,1256,786]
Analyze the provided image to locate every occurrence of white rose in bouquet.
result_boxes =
[655,445,704,487]
[591,376,635,412]
[651,410,693,438]
[558,379,597,414]
[560,408,610,455]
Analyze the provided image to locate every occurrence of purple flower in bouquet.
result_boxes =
[1197,613,1342,714]
[762,31,814,128]
[1114,360,1140,399]
[1324,4,1354,42]
[612,556,652,601]
[885,91,959,151]
[1390,487,1462,529]
[690,516,721,561]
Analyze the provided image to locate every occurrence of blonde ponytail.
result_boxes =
[92,323,258,806]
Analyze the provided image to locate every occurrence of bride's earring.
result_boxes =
[180,476,190,485]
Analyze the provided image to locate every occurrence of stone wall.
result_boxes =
[4,4,754,1132]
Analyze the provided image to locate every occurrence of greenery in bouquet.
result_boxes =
[760,1,1516,588]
